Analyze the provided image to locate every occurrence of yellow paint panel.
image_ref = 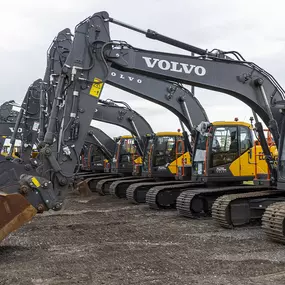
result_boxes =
[168,151,191,174]
[229,156,241,177]
[134,156,142,164]
[31,177,40,188]
[89,78,103,98]
[229,145,278,177]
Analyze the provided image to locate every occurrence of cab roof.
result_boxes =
[212,121,252,128]
[120,135,135,139]
[156,131,183,137]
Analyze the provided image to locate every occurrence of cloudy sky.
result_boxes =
[1,0,284,138]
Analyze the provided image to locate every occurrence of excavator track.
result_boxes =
[96,176,136,196]
[262,202,285,244]
[146,182,200,210]
[126,180,189,204]
[77,172,116,179]
[212,189,284,228]
[109,178,154,198]
[81,175,118,192]
[177,185,271,219]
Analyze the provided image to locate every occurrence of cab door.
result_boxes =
[239,126,254,177]
[209,126,240,177]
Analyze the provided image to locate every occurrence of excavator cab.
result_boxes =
[111,135,141,175]
[136,133,155,177]
[192,121,274,185]
[151,132,190,179]
[81,143,107,172]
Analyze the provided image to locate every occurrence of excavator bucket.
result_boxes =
[0,192,37,242]
[75,180,93,197]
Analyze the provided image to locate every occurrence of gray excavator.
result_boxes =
[1,11,284,245]
[75,98,154,195]
[78,11,284,243]
[80,126,115,173]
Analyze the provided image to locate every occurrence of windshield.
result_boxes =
[193,133,207,162]
[142,138,153,171]
[120,138,137,154]
[210,126,239,168]
[152,136,177,167]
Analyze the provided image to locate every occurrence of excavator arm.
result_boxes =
[9,79,42,161]
[106,67,208,134]
[93,99,153,155]
[0,29,72,242]
[84,126,115,162]
[0,100,19,123]
[0,101,23,139]
[104,41,283,141]
[38,28,72,143]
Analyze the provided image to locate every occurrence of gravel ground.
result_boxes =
[1,192,285,285]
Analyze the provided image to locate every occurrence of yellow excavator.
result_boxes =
[92,134,145,195]
[108,130,191,199]
[175,120,278,217]
[123,119,277,209]
[110,135,142,174]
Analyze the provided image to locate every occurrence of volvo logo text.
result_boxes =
[9,127,23,133]
[110,72,142,83]
[142,57,206,76]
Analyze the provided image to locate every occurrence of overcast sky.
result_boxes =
[1,0,284,138]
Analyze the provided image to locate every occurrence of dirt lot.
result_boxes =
[1,192,285,285]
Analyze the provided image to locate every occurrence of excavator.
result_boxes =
[1,11,285,245]
[80,126,115,173]
[75,98,154,195]
[123,120,275,205]
[110,130,191,199]
[176,120,277,213]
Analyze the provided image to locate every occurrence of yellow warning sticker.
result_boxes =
[89,78,103,98]
[31,177,40,188]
